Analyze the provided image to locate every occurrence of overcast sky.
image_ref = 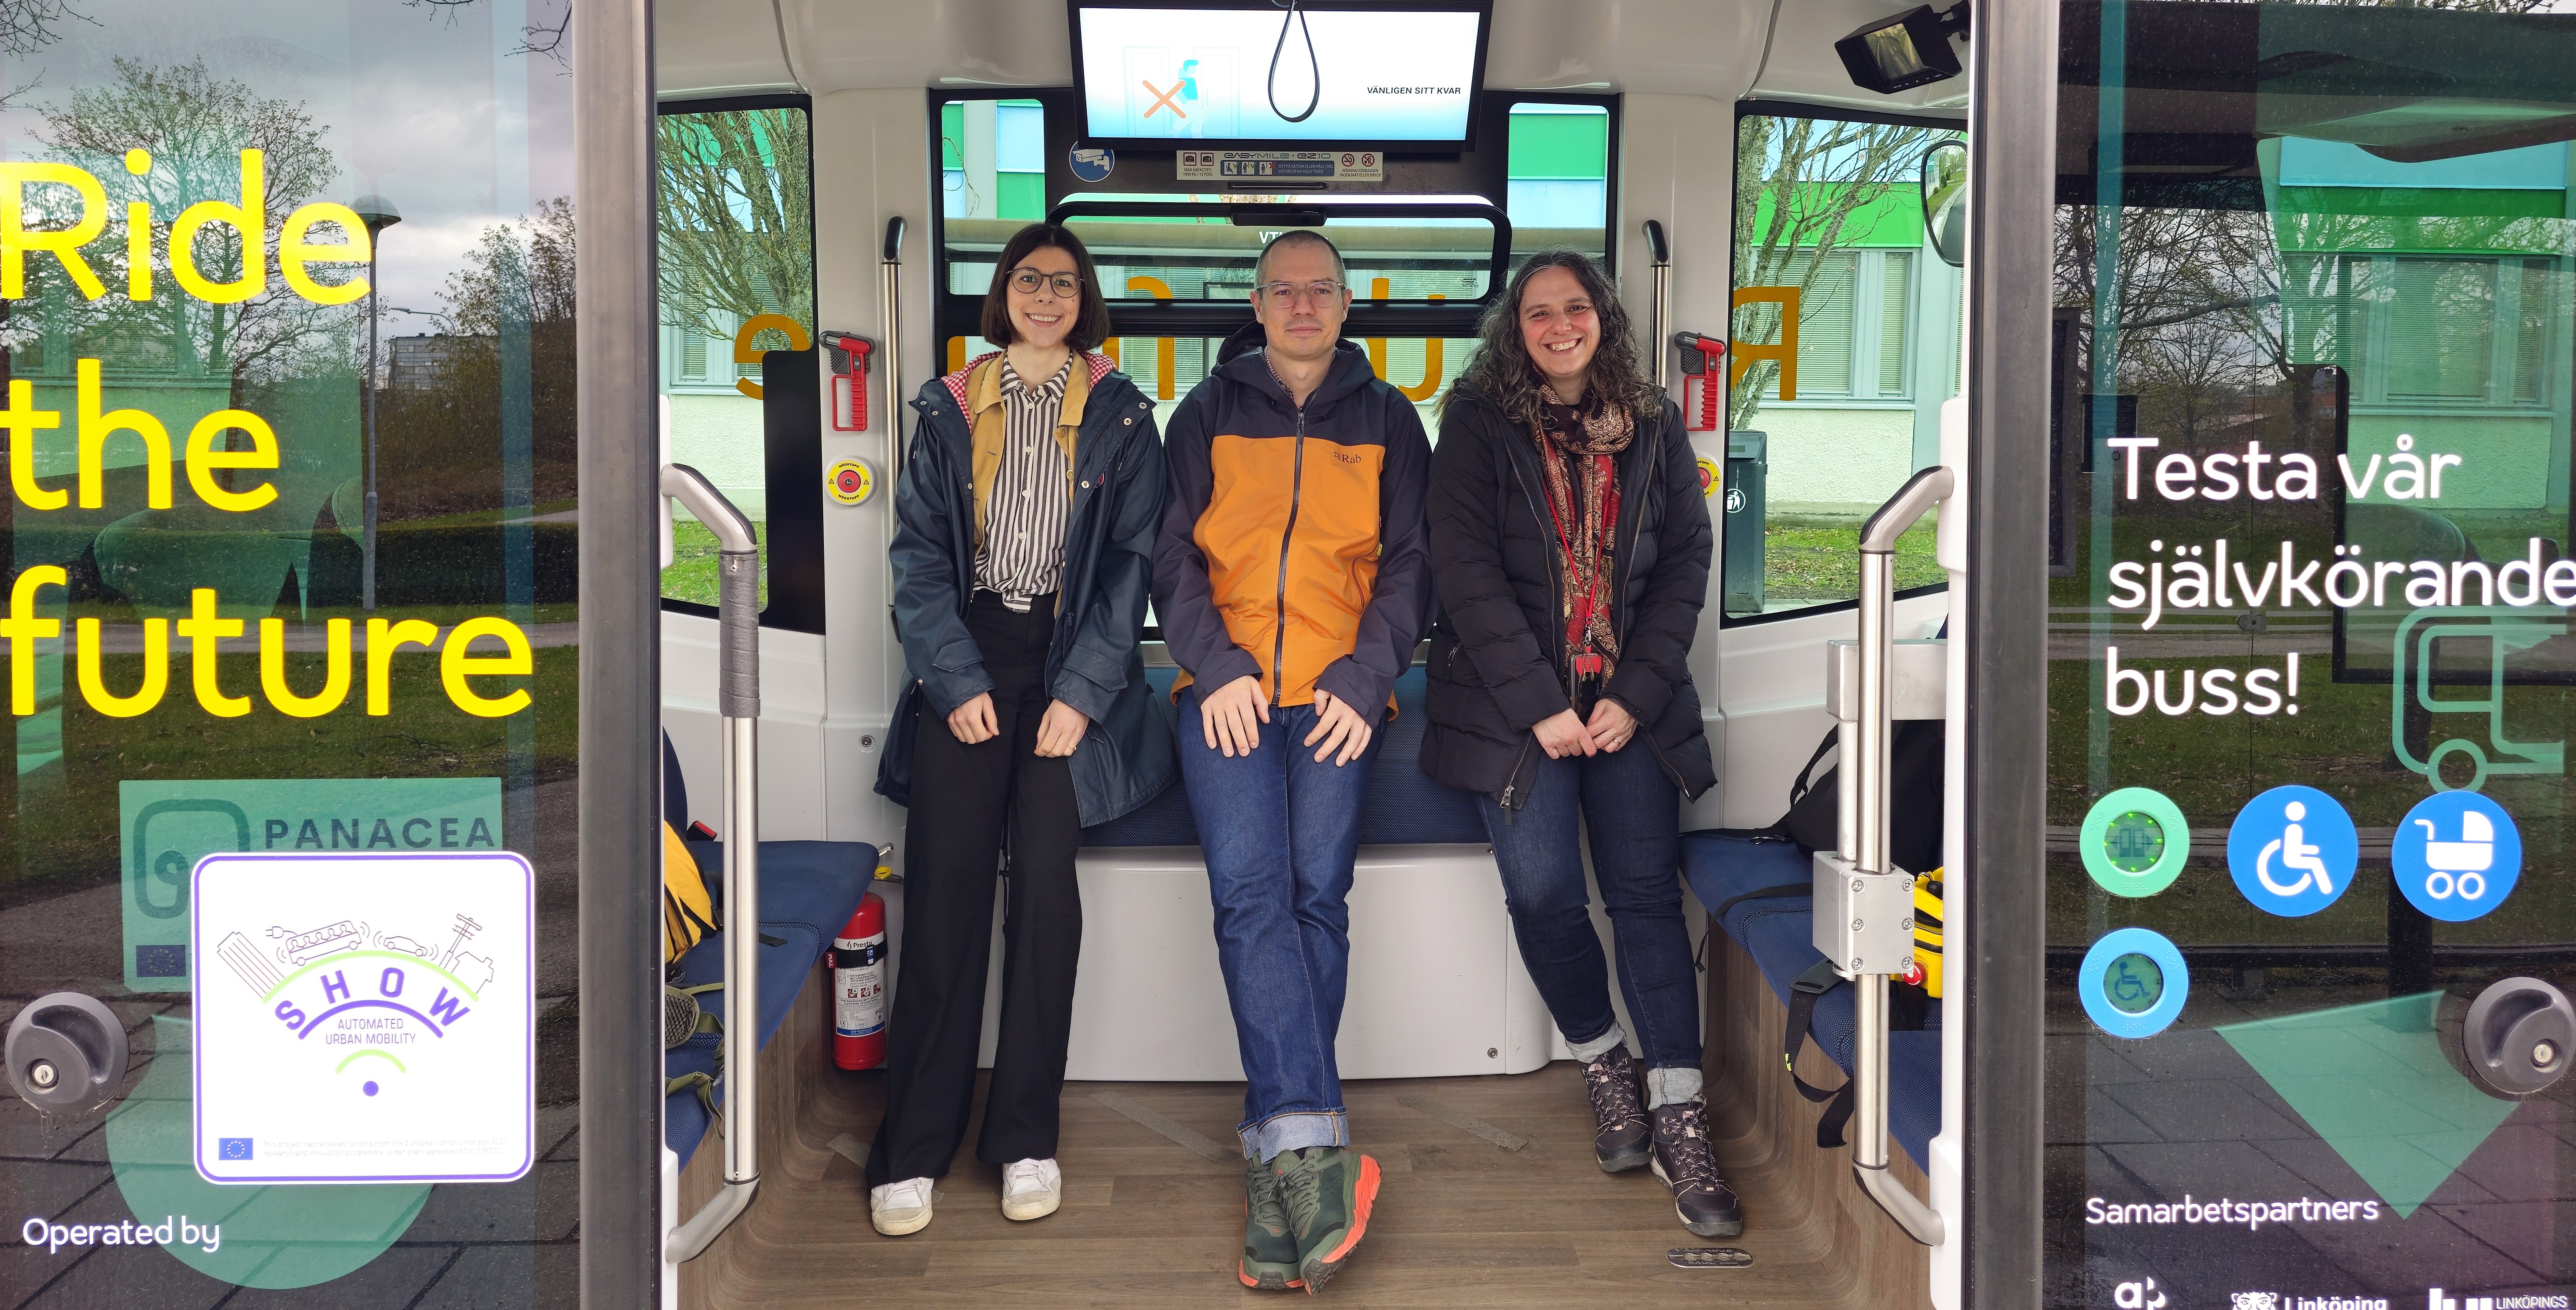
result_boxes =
[0,0,577,331]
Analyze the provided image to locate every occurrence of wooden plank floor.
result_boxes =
[684,1059,1876,1308]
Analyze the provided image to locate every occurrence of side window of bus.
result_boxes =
[656,97,817,622]
[1725,108,1964,622]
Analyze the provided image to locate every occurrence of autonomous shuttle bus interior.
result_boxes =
[20,0,2576,1305]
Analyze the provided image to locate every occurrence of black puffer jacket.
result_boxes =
[1419,387,1717,806]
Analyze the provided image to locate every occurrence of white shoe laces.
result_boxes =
[1003,1158,1056,1197]
[873,1177,932,1212]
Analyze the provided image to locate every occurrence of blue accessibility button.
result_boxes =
[2079,928,2188,1039]
[2226,785,2358,918]
[2392,790,2520,922]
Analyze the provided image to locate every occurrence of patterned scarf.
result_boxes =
[1530,387,1633,684]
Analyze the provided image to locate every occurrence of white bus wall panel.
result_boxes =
[809,86,931,858]
[661,610,837,840]
[1711,592,1948,831]
[1621,92,1738,833]
[930,842,1710,1083]
[1033,846,1548,1082]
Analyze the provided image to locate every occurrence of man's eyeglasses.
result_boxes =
[1259,280,1345,307]
[1008,268,1082,297]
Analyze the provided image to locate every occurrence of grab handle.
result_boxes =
[1849,465,1951,1247]
[659,463,762,1263]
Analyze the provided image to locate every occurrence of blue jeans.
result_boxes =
[1177,686,1378,1162]
[1478,741,1701,1072]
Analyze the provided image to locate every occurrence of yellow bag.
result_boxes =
[1912,872,1945,1000]
[664,821,720,963]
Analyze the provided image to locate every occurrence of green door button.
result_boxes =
[2081,787,2191,897]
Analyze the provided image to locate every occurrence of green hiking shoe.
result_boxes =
[1241,1159,1304,1290]
[1272,1146,1382,1294]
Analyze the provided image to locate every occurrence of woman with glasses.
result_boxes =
[1419,251,1735,1237]
[869,223,1172,1235]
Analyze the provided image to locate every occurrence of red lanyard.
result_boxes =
[1539,447,1618,668]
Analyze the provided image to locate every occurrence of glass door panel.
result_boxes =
[2049,3,2576,1306]
[0,3,579,1304]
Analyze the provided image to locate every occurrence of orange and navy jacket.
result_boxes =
[1152,323,1433,727]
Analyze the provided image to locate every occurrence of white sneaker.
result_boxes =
[870,1177,934,1236]
[1000,1157,1062,1221]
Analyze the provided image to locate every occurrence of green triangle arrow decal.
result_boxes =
[2216,992,2515,1218]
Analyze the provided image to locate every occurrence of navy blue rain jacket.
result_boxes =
[873,362,1176,827]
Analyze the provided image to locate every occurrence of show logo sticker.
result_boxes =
[189,850,534,1186]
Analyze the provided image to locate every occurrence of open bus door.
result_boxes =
[0,0,659,1307]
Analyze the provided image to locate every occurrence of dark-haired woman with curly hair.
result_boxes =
[1419,250,1734,1237]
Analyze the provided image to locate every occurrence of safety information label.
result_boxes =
[189,851,534,1185]
[1177,148,1380,181]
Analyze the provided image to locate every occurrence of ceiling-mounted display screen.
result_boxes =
[1069,0,1490,150]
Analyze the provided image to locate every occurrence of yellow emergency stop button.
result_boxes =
[829,459,876,506]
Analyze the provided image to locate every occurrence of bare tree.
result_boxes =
[405,0,571,61]
[0,0,92,56]
[657,107,813,355]
[1730,114,1954,431]
[30,58,355,404]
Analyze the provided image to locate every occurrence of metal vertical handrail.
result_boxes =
[1850,465,1951,1248]
[660,463,763,1264]
[881,217,908,630]
[881,217,907,487]
[1645,219,1672,391]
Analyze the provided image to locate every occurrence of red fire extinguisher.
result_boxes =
[833,893,888,1070]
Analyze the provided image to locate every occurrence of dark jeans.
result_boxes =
[869,593,1083,1185]
[1176,684,1378,1161]
[1476,740,1700,1071]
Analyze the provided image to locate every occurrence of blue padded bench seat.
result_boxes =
[1681,832,1942,1171]
[666,839,874,1171]
[1082,666,1486,847]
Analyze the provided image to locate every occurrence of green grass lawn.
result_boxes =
[1754,514,1944,607]
[663,518,768,610]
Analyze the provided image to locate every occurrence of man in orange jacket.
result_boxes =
[1152,230,1432,1294]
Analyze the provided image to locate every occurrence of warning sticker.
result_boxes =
[189,851,534,1185]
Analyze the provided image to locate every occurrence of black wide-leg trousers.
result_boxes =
[868,592,1083,1185]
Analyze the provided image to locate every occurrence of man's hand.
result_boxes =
[946,692,999,744]
[1199,675,1271,757]
[1304,689,1375,766]
[1033,700,1090,757]
[1586,698,1638,753]
[1532,708,1598,759]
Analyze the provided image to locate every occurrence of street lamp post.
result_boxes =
[352,194,402,611]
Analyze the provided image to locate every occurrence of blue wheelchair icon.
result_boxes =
[2226,785,2359,918]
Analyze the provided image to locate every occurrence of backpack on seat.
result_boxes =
[663,820,720,963]
[1703,724,1945,1149]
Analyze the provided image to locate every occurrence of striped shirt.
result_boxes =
[974,356,1073,612]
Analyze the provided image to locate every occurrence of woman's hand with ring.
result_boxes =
[1586,698,1637,753]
